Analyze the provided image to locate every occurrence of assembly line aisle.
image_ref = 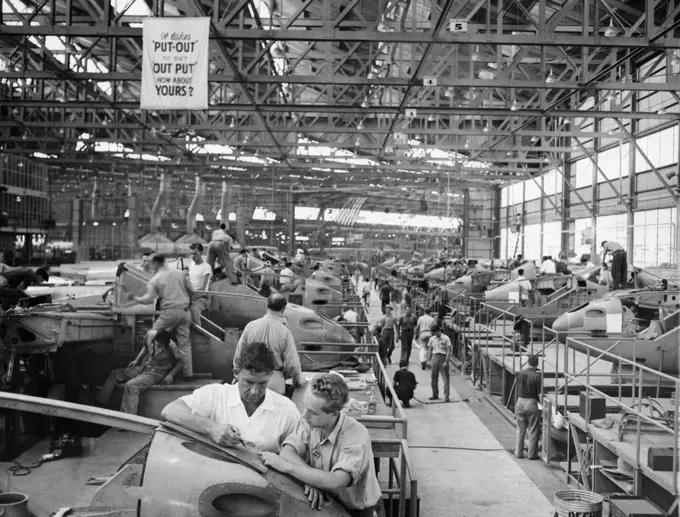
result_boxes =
[362,279,555,517]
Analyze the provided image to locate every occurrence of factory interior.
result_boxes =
[0,0,679,517]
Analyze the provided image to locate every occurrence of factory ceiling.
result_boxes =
[0,0,679,212]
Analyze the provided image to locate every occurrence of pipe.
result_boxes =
[186,175,205,235]
[90,178,98,219]
[220,181,230,229]
[149,172,172,232]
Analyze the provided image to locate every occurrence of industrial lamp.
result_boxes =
[545,69,557,84]
[510,100,519,111]
[671,52,680,67]
[471,45,482,62]
[604,19,619,38]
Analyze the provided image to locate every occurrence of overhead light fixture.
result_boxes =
[427,114,436,122]
[464,140,470,149]
[510,100,519,112]
[471,45,482,62]
[658,107,667,115]
[361,99,369,109]
[607,129,616,135]
[531,136,538,142]
[544,156,550,163]
[671,52,680,67]
[229,119,235,129]
[483,122,491,133]
[572,141,580,150]
[545,69,557,84]
[604,19,619,38]
[357,120,364,130]
[478,69,496,80]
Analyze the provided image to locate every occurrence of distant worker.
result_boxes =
[0,266,48,290]
[260,374,383,516]
[539,256,556,275]
[380,280,393,314]
[233,293,302,395]
[377,304,397,365]
[127,253,194,378]
[233,249,250,285]
[161,341,300,453]
[392,360,417,407]
[397,306,417,363]
[98,330,182,414]
[509,254,524,270]
[188,243,212,325]
[599,262,613,290]
[516,268,533,306]
[361,281,372,307]
[337,304,358,324]
[514,355,542,459]
[0,249,10,274]
[251,248,262,260]
[555,257,571,275]
[140,251,152,274]
[439,247,448,261]
[601,240,627,290]
[256,261,277,297]
[415,308,436,370]
[579,256,595,269]
[207,223,236,283]
[279,261,295,294]
[428,325,452,402]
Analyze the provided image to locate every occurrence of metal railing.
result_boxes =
[379,438,419,517]
[559,336,678,497]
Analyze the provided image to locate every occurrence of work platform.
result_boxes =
[440,291,679,516]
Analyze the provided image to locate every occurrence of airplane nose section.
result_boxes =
[551,313,569,333]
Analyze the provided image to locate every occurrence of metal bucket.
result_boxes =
[0,492,29,517]
[553,490,603,517]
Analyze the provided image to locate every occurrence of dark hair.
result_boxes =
[310,373,349,413]
[517,254,523,259]
[35,268,49,282]
[432,324,441,332]
[267,293,287,312]
[399,359,408,368]
[239,249,247,255]
[141,251,150,257]
[285,261,292,267]
[220,223,227,230]
[189,243,204,252]
[239,341,276,374]
[154,329,172,347]
[601,241,607,247]
[150,253,165,266]
[527,355,539,367]
[518,268,524,275]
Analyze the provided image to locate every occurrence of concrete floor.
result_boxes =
[364,278,563,517]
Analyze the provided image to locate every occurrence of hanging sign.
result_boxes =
[141,17,210,110]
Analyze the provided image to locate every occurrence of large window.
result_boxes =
[633,208,677,267]
[574,158,592,189]
[635,126,678,173]
[597,143,630,182]
[596,213,628,250]
[523,224,541,260]
[542,221,562,258]
[542,170,562,197]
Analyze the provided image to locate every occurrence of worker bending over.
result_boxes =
[233,293,302,395]
[188,243,212,325]
[601,240,627,290]
[514,355,542,460]
[260,373,384,517]
[98,330,182,414]
[161,341,300,453]
[127,253,194,378]
[207,223,236,283]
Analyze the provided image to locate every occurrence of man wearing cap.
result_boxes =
[601,240,627,290]
[233,249,251,285]
[98,329,183,414]
[427,325,452,402]
[207,223,236,283]
[188,243,212,325]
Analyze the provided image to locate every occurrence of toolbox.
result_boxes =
[579,391,606,421]
[609,497,664,517]
[647,447,674,471]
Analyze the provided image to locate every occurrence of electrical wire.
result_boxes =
[8,458,45,477]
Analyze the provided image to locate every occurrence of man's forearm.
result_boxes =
[132,293,154,304]
[167,361,184,378]
[280,445,308,467]
[283,462,348,492]
[162,402,215,436]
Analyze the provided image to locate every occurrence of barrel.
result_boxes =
[553,490,603,517]
[0,492,30,517]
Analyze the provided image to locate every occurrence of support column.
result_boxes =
[127,186,139,259]
[492,186,501,259]
[462,189,469,256]
[520,182,526,256]
[560,161,570,255]
[591,117,600,262]
[71,198,81,264]
[539,171,544,257]
[287,192,296,256]
[676,123,680,266]
[235,187,247,247]
[220,181,231,230]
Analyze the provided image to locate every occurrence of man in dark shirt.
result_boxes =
[97,329,182,414]
[1,267,48,290]
[392,360,417,408]
[380,281,393,314]
[515,355,542,459]
[397,306,418,363]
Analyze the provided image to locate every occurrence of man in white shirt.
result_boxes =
[601,241,627,290]
[415,309,436,370]
[188,243,212,325]
[279,261,295,294]
[161,341,300,453]
[428,325,452,402]
[339,305,358,324]
[539,256,556,275]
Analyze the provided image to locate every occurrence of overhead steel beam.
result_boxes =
[3,26,680,48]
[0,100,675,120]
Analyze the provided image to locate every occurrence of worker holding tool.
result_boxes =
[160,341,300,453]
